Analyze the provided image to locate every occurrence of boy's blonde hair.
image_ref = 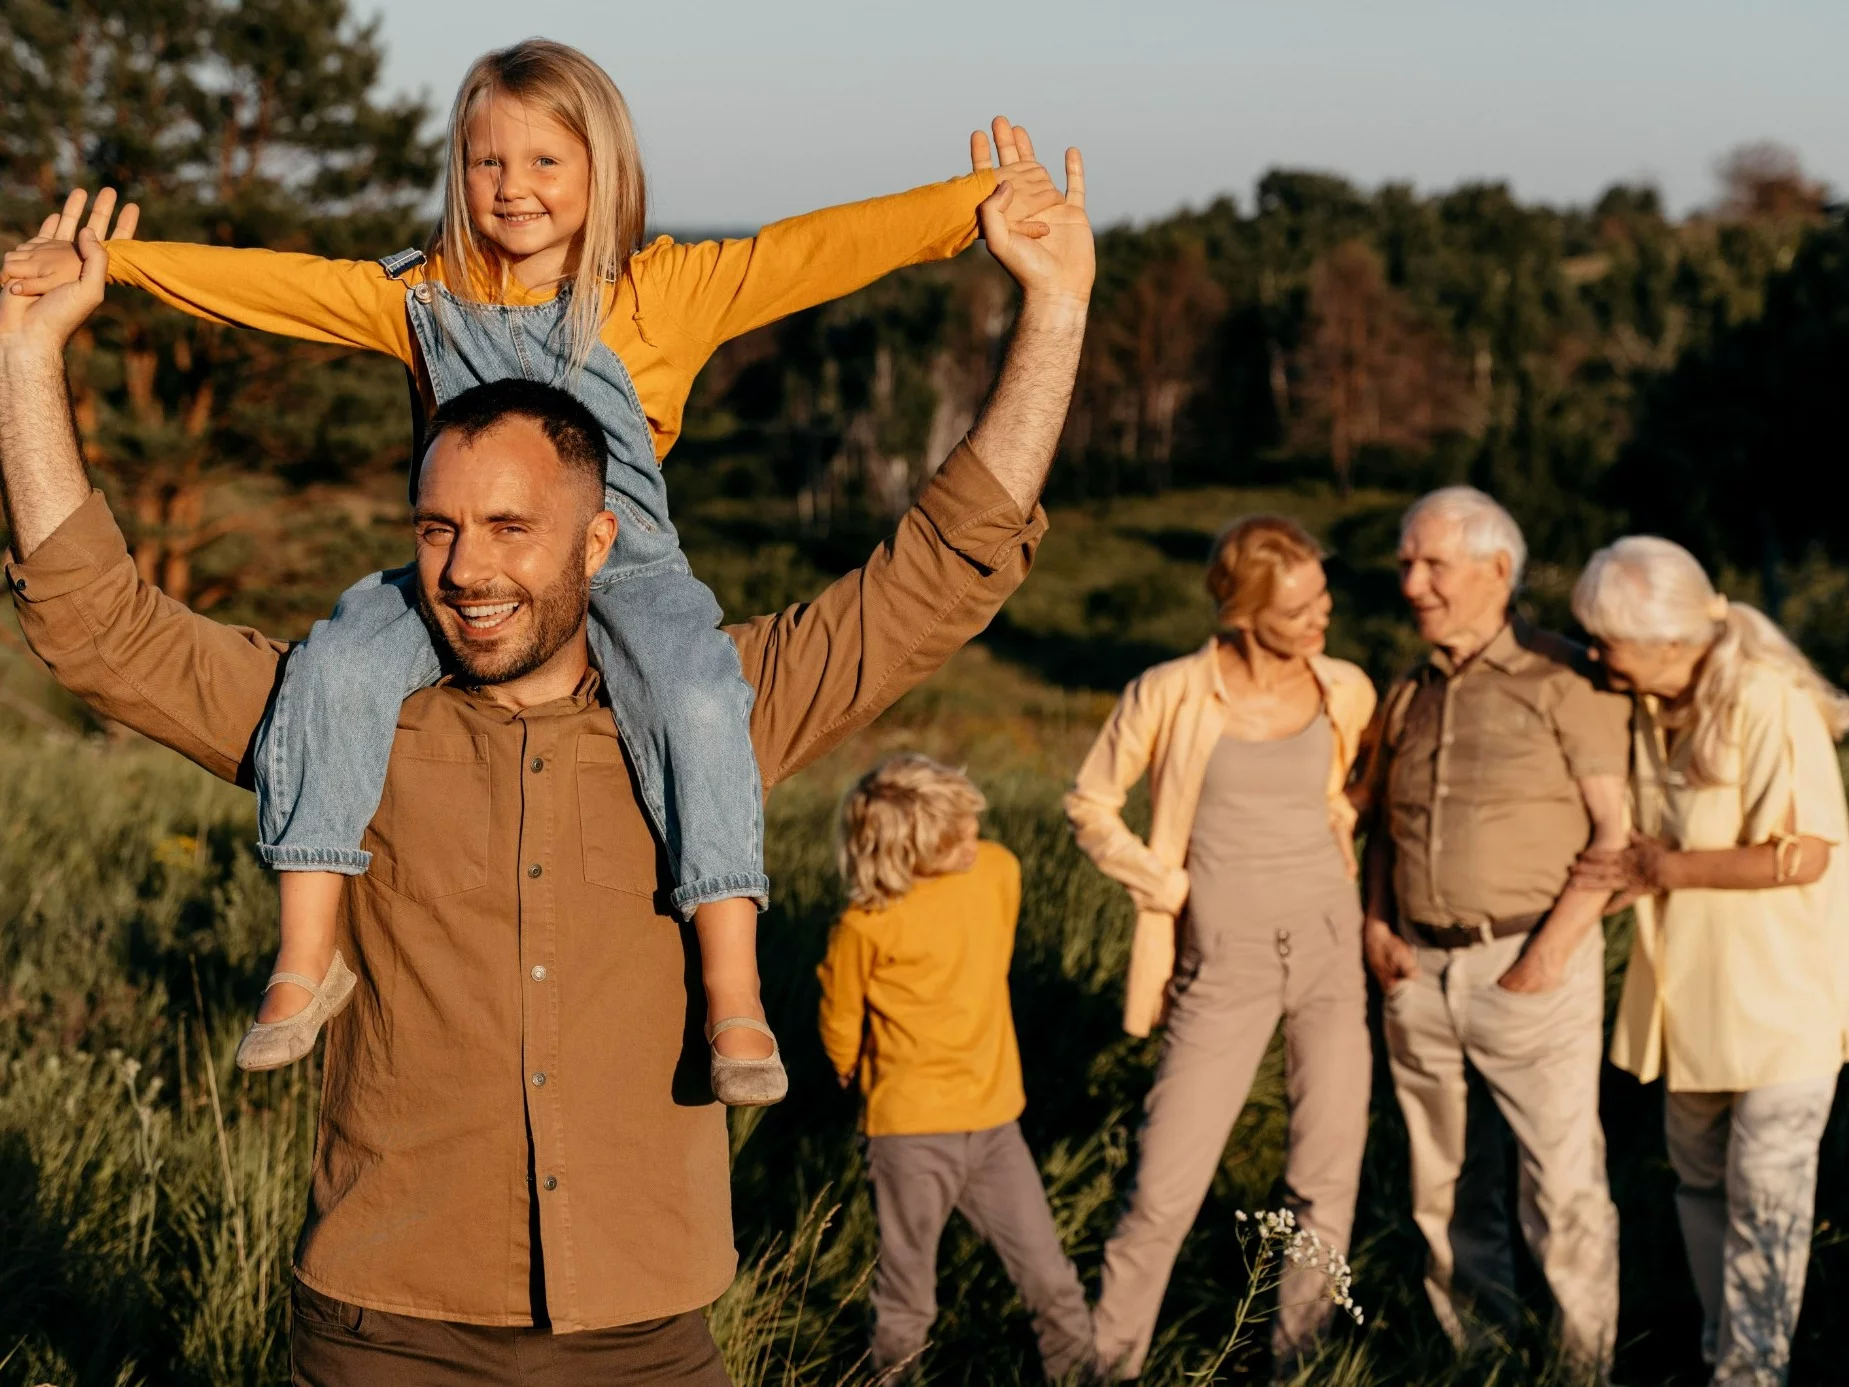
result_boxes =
[429,39,648,373]
[837,754,987,910]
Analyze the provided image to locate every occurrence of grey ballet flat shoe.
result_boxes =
[708,1017,788,1107]
[235,951,357,1072]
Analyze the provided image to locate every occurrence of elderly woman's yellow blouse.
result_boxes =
[1611,664,1849,1092]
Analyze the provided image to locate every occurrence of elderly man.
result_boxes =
[0,160,1092,1384]
[1360,486,1628,1373]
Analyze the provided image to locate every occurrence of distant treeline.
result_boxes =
[5,0,1848,656]
[690,147,1849,589]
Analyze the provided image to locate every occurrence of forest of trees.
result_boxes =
[5,0,1848,658]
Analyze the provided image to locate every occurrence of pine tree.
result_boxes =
[1,0,439,625]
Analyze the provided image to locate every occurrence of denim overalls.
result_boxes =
[252,254,768,916]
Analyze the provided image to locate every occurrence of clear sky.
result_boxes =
[366,0,1848,231]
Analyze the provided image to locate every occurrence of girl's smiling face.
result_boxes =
[463,94,591,284]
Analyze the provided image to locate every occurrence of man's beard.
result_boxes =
[418,562,592,687]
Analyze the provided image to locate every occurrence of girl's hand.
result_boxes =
[971,116,1062,240]
[3,188,139,296]
[0,226,109,357]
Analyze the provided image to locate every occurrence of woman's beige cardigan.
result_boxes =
[1065,641,1378,1036]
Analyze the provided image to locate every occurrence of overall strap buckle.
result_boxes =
[378,247,427,280]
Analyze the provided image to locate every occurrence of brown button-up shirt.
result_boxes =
[7,441,1044,1332]
[1372,620,1629,929]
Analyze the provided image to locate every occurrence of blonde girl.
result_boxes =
[5,39,1060,1101]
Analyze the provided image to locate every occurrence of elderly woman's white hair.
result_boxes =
[1573,535,1849,784]
[1400,486,1527,585]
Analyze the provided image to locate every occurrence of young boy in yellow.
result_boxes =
[818,754,1096,1382]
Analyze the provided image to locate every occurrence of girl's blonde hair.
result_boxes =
[429,39,647,373]
[1205,515,1323,629]
[837,754,987,910]
[1572,535,1849,784]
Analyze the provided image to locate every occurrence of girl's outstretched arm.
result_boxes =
[5,192,414,364]
[633,117,1062,366]
[105,242,416,364]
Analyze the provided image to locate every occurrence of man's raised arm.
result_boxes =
[2,213,285,785]
[733,149,1093,787]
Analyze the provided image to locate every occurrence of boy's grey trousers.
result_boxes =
[866,1121,1095,1380]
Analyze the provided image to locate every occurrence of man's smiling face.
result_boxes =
[411,415,613,690]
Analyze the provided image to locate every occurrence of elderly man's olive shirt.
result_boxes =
[6,441,1044,1332]
[1373,620,1630,929]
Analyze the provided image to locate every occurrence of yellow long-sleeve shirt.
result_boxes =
[816,840,1027,1137]
[103,170,995,462]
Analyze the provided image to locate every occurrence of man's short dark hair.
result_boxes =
[418,379,607,504]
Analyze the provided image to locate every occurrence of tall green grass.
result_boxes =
[4,736,1846,1385]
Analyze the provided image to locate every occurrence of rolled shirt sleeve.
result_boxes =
[1551,665,1632,781]
[730,436,1046,788]
[1065,675,1192,915]
[6,491,285,784]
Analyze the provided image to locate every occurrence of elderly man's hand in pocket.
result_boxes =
[1363,917,1418,993]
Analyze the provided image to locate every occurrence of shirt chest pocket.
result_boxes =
[576,735,667,896]
[371,731,491,902]
[1456,690,1556,797]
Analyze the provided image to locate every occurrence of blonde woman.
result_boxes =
[818,754,1096,1382]
[1066,517,1377,1377]
[1571,536,1849,1387]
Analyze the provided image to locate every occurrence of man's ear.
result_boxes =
[583,508,618,577]
[1493,551,1514,590]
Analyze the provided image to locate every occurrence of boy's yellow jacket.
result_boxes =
[817,840,1026,1137]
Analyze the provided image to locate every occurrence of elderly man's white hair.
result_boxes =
[1400,486,1527,586]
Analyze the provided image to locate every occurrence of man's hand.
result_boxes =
[1364,917,1418,993]
[3,187,138,300]
[0,226,110,359]
[976,146,1092,305]
[971,116,1062,239]
[0,197,122,559]
[962,140,1090,513]
[1495,936,1572,994]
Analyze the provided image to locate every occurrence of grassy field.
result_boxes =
[4,732,1848,1387]
[4,480,1849,1385]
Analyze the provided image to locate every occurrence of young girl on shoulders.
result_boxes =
[6,40,1062,1102]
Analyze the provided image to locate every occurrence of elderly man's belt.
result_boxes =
[1405,913,1545,949]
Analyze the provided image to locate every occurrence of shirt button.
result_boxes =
[528,863,543,878]
[531,1071,547,1087]
[529,757,545,773]
[531,965,548,981]
[542,1175,558,1192]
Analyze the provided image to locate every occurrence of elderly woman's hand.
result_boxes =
[1570,832,1677,910]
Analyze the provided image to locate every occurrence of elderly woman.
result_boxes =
[1065,516,1377,1377]
[1571,536,1849,1387]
